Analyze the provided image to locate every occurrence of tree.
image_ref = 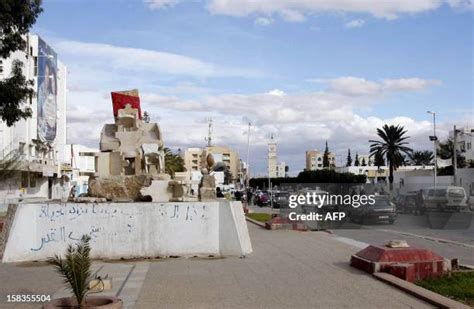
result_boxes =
[0,148,23,181]
[0,0,43,126]
[438,139,467,168]
[142,111,150,123]
[323,140,330,168]
[361,158,367,166]
[409,150,434,166]
[354,153,359,166]
[164,147,184,176]
[346,149,352,167]
[369,124,412,187]
[0,61,34,126]
[48,235,92,308]
[374,151,385,167]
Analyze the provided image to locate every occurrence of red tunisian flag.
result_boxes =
[111,89,142,119]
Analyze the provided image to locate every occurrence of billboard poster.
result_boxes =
[37,37,58,143]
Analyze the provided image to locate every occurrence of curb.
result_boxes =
[373,272,471,309]
[376,229,474,249]
[245,217,267,229]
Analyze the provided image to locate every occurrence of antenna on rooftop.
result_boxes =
[205,118,213,147]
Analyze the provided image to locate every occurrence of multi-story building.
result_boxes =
[268,135,286,178]
[60,144,98,196]
[0,34,67,203]
[183,147,203,172]
[183,145,241,183]
[336,165,434,184]
[306,150,336,170]
[450,127,474,163]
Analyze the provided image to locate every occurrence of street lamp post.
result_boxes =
[245,122,251,207]
[427,111,437,187]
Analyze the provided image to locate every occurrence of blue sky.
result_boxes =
[33,0,473,175]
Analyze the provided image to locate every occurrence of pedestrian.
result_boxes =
[216,187,224,198]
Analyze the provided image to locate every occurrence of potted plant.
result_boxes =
[44,235,123,308]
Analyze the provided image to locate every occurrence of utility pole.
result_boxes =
[246,122,251,188]
[427,111,437,187]
[205,118,213,147]
[453,125,458,186]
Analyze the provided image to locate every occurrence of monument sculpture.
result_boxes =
[198,150,217,201]
[88,89,215,203]
[1,89,252,263]
[89,90,172,201]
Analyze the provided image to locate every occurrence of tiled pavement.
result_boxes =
[0,223,433,308]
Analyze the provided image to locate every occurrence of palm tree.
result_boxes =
[369,124,412,188]
[48,235,92,308]
[409,150,434,166]
[438,139,467,168]
[164,147,185,176]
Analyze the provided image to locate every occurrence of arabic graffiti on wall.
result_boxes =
[31,203,209,252]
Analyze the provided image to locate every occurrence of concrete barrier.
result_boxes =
[2,200,252,263]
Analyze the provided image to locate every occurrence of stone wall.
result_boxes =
[2,201,252,262]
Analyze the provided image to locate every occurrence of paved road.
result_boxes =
[331,212,474,266]
[0,223,433,308]
[134,224,430,308]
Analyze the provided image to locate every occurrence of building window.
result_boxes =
[29,173,36,188]
[21,172,29,188]
[34,56,38,76]
[0,60,3,74]
[468,143,471,150]
[18,142,25,155]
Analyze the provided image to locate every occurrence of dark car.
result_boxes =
[272,191,290,209]
[350,196,397,224]
[255,192,270,207]
[394,192,423,214]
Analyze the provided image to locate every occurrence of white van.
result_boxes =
[422,186,467,212]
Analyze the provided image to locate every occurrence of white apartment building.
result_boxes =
[60,144,98,197]
[336,165,434,184]
[306,150,336,170]
[183,146,241,183]
[450,127,474,163]
[0,34,67,203]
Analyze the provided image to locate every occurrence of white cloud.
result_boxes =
[55,40,262,78]
[382,78,441,91]
[323,76,441,96]
[447,0,474,10]
[254,17,274,26]
[145,0,180,9]
[328,77,381,96]
[266,89,286,96]
[206,0,445,20]
[67,85,466,173]
[145,0,473,22]
[345,19,365,28]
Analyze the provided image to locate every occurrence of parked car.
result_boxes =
[350,196,397,224]
[394,192,423,214]
[422,186,468,212]
[255,191,270,207]
[272,191,290,209]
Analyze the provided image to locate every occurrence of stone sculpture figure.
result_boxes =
[198,151,217,201]
[90,90,171,201]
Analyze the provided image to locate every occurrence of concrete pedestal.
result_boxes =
[1,200,252,263]
[350,244,447,282]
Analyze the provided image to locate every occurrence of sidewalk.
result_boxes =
[134,224,430,308]
[0,224,432,308]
